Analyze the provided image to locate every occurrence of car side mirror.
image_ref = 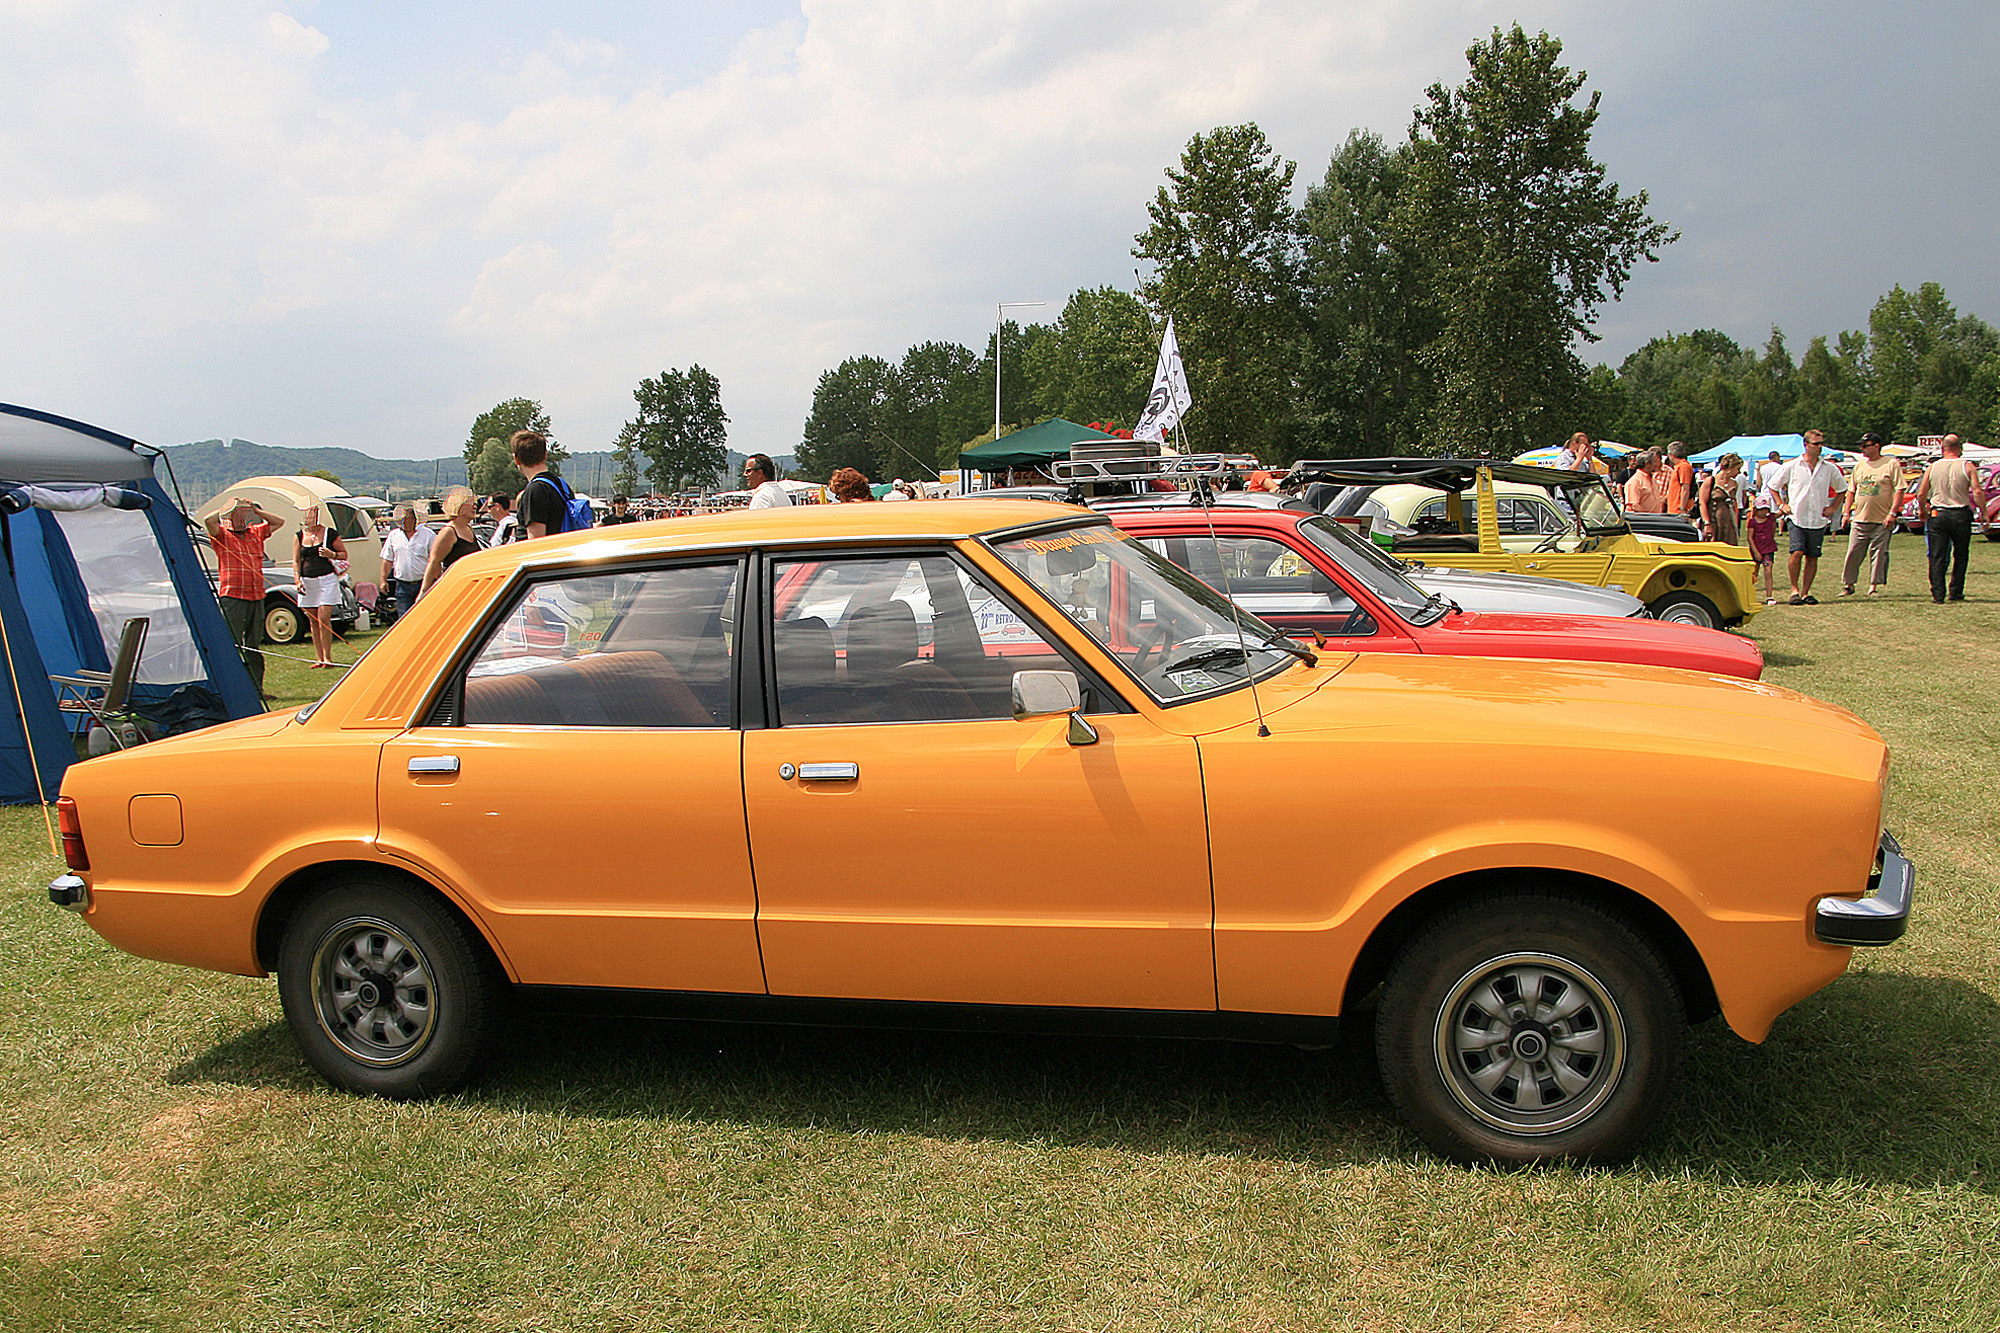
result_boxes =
[1011,669,1097,746]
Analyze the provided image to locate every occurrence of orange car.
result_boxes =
[47,501,1912,1163]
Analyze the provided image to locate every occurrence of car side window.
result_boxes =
[771,553,1071,726]
[1141,534,1371,634]
[460,563,737,727]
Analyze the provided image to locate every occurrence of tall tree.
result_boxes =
[889,340,986,477]
[1133,123,1305,458]
[1865,282,1999,440]
[624,366,729,494]
[1023,287,1157,430]
[1299,130,1437,455]
[1400,26,1674,455]
[463,398,559,472]
[797,357,895,481]
[467,439,518,499]
[610,422,641,496]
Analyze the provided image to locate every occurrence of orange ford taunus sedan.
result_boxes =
[48,501,1912,1163]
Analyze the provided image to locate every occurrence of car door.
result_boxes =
[378,558,765,994]
[743,547,1215,1011]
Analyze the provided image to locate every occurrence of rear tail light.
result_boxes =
[55,796,89,872]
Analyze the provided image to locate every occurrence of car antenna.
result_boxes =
[1193,472,1273,738]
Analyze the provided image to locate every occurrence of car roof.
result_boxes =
[439,499,1093,577]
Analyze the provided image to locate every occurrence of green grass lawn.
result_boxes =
[3,532,1996,1331]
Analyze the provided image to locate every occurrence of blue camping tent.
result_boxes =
[1,404,263,802]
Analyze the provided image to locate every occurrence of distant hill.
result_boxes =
[159,440,796,509]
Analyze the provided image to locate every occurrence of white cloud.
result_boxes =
[2,0,1996,458]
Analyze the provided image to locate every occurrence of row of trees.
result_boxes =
[1588,282,2000,450]
[462,369,731,500]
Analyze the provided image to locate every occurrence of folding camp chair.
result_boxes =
[49,616,148,748]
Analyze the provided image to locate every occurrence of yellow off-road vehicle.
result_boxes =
[1289,459,1759,630]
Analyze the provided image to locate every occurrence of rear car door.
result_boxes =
[379,558,764,994]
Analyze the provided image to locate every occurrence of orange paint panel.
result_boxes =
[377,727,763,993]
[744,714,1214,1008]
[127,794,183,847]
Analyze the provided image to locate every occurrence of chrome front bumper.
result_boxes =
[48,874,90,912]
[1814,830,1914,946]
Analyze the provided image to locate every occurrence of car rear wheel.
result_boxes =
[277,874,507,1098]
[1647,590,1721,629]
[264,599,303,644]
[1375,894,1685,1164]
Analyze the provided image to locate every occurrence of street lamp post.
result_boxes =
[994,300,1047,445]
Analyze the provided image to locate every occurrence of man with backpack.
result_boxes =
[511,429,593,539]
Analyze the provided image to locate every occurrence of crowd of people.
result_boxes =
[1558,429,1989,606]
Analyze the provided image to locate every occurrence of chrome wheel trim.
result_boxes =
[1432,950,1627,1136]
[310,915,439,1067]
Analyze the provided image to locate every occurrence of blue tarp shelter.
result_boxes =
[1691,433,1849,466]
[1,403,262,803]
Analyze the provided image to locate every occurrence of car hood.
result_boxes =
[1401,566,1646,618]
[1433,611,1765,679]
[1287,651,1880,771]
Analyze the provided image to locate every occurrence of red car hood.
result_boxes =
[1428,610,1764,679]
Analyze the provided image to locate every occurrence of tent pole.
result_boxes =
[0,601,59,854]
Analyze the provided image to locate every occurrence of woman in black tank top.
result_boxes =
[420,487,483,598]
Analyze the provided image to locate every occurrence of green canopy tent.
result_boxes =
[957,418,1123,473]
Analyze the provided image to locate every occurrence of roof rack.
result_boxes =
[1050,450,1262,482]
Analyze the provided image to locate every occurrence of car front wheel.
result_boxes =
[1375,894,1685,1164]
[277,874,507,1098]
[1647,590,1721,629]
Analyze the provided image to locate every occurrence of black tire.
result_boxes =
[1647,590,1721,629]
[277,873,508,1098]
[264,599,303,644]
[1375,893,1684,1164]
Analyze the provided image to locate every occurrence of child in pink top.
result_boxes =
[1745,495,1778,605]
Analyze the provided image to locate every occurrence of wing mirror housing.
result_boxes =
[1011,670,1098,746]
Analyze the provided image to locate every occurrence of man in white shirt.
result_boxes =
[1756,450,1786,495]
[485,493,516,546]
[744,454,792,509]
[1771,430,1845,604]
[378,505,434,616]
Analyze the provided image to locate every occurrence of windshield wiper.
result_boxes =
[1258,632,1317,666]
[1161,644,1256,675]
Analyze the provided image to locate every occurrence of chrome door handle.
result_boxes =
[408,756,460,775]
[797,762,859,782]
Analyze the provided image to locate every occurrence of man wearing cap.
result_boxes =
[1839,433,1900,596]
[1916,433,1988,602]
[1771,430,1844,604]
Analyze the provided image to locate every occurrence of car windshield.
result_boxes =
[1294,516,1444,624]
[992,522,1301,702]
[1562,478,1629,534]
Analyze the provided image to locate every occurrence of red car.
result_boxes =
[1109,507,1765,679]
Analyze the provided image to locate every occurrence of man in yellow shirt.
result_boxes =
[1839,433,1901,596]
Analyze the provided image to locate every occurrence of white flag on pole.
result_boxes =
[1132,317,1192,443]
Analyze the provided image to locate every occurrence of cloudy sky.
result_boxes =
[4,0,1996,459]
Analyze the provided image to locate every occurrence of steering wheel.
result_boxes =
[1333,608,1368,636]
[1531,529,1568,554]
[1133,619,1174,670]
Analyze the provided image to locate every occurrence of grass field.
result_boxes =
[3,531,1996,1331]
